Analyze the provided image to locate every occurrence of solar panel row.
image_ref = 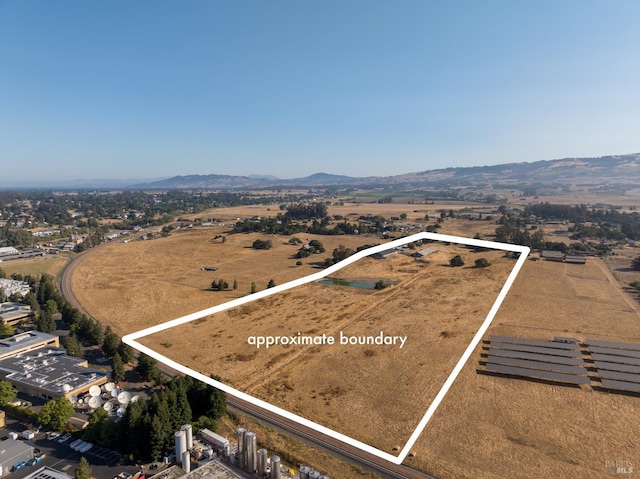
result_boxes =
[590,353,640,367]
[596,369,640,384]
[585,339,640,352]
[487,348,585,366]
[593,361,640,375]
[600,378,640,394]
[485,363,590,385]
[588,346,640,360]
[490,341,582,358]
[486,356,587,375]
[490,335,580,350]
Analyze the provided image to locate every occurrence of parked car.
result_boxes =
[78,442,94,453]
[11,461,26,472]
[69,439,84,450]
[58,433,72,443]
[47,432,61,441]
[6,432,19,440]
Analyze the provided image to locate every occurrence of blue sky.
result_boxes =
[1,1,640,182]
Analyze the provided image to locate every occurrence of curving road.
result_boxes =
[57,246,438,479]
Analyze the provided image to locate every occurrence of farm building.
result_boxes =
[565,254,587,264]
[372,248,398,259]
[0,247,18,257]
[412,247,438,258]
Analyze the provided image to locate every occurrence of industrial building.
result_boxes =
[21,466,73,479]
[0,279,31,297]
[0,331,59,359]
[0,347,108,400]
[0,439,34,475]
[0,303,33,326]
[0,247,19,257]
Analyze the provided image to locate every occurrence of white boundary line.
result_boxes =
[123,232,529,465]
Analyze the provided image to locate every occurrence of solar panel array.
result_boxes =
[586,339,640,394]
[482,336,588,385]
[479,336,640,396]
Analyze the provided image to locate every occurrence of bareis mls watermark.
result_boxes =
[605,459,634,474]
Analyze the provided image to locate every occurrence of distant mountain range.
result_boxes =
[3,153,640,190]
[136,153,640,190]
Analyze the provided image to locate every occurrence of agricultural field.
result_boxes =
[0,254,70,279]
[68,205,640,479]
[405,258,640,479]
[140,244,514,452]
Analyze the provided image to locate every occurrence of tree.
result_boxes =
[0,319,13,337]
[137,353,164,384]
[35,310,56,333]
[332,245,355,264]
[267,279,276,288]
[374,280,388,290]
[64,334,83,358]
[475,258,491,268]
[632,255,640,271]
[45,299,58,315]
[0,380,17,405]
[252,239,272,250]
[118,340,135,364]
[233,279,238,290]
[111,352,125,382]
[449,255,464,267]
[211,279,229,291]
[75,457,92,479]
[38,397,75,431]
[102,326,120,358]
[250,282,257,294]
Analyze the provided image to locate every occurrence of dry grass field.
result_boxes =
[0,254,70,279]
[68,206,640,479]
[140,245,513,452]
[405,258,640,479]
[71,228,390,336]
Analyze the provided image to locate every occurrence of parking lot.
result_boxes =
[1,414,142,479]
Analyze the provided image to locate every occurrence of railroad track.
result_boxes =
[57,247,438,479]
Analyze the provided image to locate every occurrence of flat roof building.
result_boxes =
[22,466,73,479]
[0,439,34,474]
[0,347,108,400]
[0,332,59,360]
[0,303,33,326]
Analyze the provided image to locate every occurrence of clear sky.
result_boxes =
[1,1,640,183]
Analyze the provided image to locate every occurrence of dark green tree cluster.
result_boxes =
[295,240,325,258]
[110,375,226,461]
[474,258,491,268]
[323,245,355,266]
[284,202,328,220]
[252,239,272,250]
[450,255,465,267]
[136,353,165,384]
[38,397,75,431]
[211,278,229,291]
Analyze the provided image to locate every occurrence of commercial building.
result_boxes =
[0,439,34,475]
[0,303,33,326]
[0,347,108,400]
[22,466,73,479]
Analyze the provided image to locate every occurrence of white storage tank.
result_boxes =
[181,424,193,450]
[270,455,281,479]
[181,450,191,473]
[175,430,187,458]
[308,470,320,479]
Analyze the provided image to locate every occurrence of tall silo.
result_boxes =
[257,449,268,477]
[181,451,191,473]
[245,431,257,473]
[270,455,281,479]
[236,428,247,470]
[181,424,193,451]
[175,430,187,459]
